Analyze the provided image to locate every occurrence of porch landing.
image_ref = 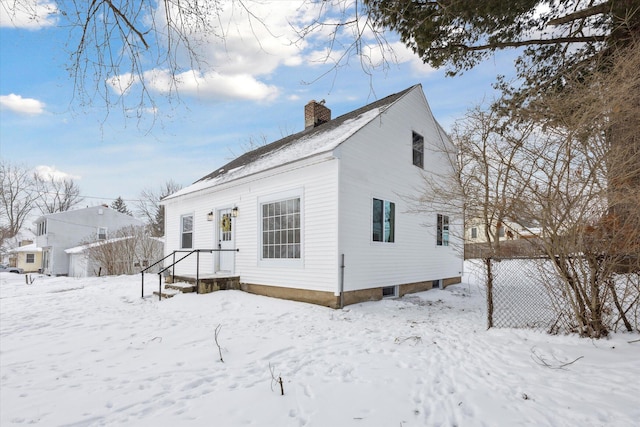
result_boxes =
[164,274,240,294]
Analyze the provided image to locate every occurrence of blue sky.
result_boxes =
[0,1,514,208]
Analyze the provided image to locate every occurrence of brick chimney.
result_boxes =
[304,100,331,129]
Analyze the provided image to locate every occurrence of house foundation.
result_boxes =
[240,276,462,308]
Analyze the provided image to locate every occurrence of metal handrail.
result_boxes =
[141,248,239,300]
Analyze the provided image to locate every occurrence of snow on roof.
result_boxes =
[164,85,417,201]
[64,236,163,254]
[9,243,42,253]
[64,237,133,254]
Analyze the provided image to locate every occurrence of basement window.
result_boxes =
[382,286,397,298]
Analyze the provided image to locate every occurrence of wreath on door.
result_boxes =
[221,215,232,232]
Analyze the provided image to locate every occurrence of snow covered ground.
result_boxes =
[1,264,639,427]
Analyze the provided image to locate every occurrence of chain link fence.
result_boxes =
[489,258,566,333]
[474,257,640,334]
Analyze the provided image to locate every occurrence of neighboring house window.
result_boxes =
[412,131,424,168]
[37,221,47,236]
[261,198,301,259]
[181,214,193,249]
[26,254,35,263]
[498,226,505,238]
[471,227,478,239]
[437,214,449,246]
[98,227,107,240]
[373,198,395,243]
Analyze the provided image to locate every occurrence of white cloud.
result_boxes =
[0,0,57,29]
[109,2,319,102]
[145,69,279,101]
[106,73,139,96]
[108,2,432,102]
[34,165,81,181]
[0,93,46,115]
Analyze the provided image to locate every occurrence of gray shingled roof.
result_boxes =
[163,85,419,201]
[195,85,417,183]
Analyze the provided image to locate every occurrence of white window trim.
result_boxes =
[257,188,304,268]
[437,214,450,247]
[412,131,424,169]
[382,285,398,298]
[371,196,396,244]
[180,213,194,249]
[97,227,108,240]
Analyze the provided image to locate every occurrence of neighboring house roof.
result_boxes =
[65,237,133,254]
[9,243,42,253]
[164,85,419,201]
[65,236,164,254]
[32,205,142,224]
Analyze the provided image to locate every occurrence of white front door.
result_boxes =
[217,208,234,273]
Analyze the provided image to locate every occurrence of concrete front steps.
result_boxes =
[153,274,240,299]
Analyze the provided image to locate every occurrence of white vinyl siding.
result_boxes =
[335,87,462,291]
[162,158,339,293]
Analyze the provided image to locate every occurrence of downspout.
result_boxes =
[336,152,344,309]
[339,254,345,309]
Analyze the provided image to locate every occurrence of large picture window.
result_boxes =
[437,214,449,246]
[261,197,301,259]
[412,131,424,168]
[181,214,193,249]
[373,198,395,243]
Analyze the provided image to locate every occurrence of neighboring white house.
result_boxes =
[162,84,463,307]
[34,205,143,276]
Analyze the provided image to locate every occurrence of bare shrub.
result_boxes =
[84,225,163,276]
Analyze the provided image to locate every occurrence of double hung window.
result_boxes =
[373,198,395,243]
[181,214,193,249]
[98,227,107,240]
[437,214,449,246]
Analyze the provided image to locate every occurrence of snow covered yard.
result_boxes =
[1,267,638,427]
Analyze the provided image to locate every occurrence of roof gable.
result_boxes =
[33,205,141,225]
[165,85,419,201]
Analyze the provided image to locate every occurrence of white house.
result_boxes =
[34,205,143,276]
[162,84,463,307]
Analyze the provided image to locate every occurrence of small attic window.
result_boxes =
[412,131,424,168]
